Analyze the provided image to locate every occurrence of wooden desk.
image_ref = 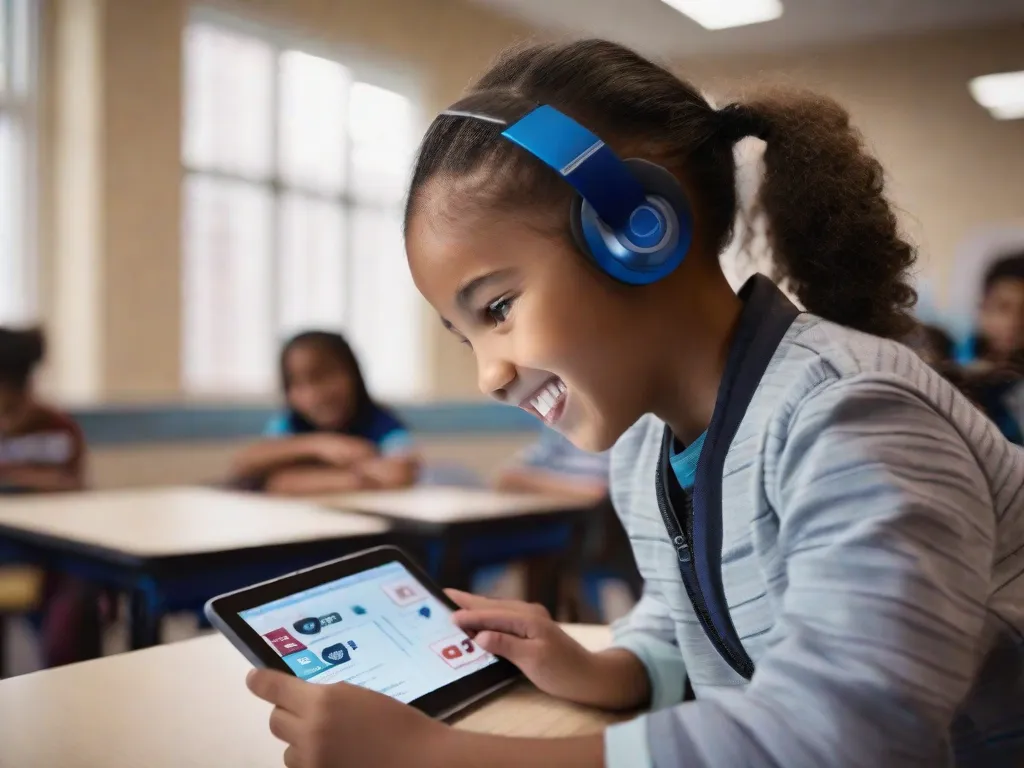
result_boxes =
[321,486,595,528]
[0,488,390,648]
[0,624,623,768]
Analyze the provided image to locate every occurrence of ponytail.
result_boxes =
[725,93,917,339]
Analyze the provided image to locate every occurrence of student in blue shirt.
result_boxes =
[245,40,1024,768]
[232,331,418,494]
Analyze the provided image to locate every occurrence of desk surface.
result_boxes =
[0,624,622,768]
[0,487,389,559]
[319,486,595,525]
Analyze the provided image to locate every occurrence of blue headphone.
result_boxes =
[441,104,693,286]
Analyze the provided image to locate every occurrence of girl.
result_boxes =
[232,331,419,495]
[246,40,1024,767]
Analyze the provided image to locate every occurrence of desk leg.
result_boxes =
[524,555,562,618]
[128,589,161,650]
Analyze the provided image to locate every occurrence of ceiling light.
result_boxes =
[660,0,783,30]
[969,71,1024,121]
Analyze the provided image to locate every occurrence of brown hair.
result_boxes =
[406,39,918,339]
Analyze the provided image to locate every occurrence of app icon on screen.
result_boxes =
[262,628,307,656]
[351,605,367,615]
[293,617,322,635]
[381,581,423,607]
[418,606,432,619]
[321,643,352,665]
[430,634,485,669]
[319,612,342,627]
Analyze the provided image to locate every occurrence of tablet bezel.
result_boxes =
[205,544,521,720]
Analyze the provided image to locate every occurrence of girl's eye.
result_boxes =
[485,296,515,325]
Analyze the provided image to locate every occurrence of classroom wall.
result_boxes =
[36,0,531,404]
[88,434,534,489]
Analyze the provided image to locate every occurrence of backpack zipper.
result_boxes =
[655,459,754,680]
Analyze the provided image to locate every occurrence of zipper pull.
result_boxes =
[673,535,691,563]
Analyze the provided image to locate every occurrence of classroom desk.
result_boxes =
[0,624,627,768]
[0,487,390,650]
[319,487,598,610]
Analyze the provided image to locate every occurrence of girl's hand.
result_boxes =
[247,669,450,768]
[308,434,376,468]
[448,590,647,710]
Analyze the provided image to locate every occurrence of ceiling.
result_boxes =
[469,0,1024,58]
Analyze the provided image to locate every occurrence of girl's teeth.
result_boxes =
[530,380,566,420]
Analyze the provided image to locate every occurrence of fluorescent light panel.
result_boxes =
[969,71,1024,121]
[661,0,783,30]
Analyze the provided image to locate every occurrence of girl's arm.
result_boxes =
[348,453,419,489]
[264,466,373,496]
[231,434,376,481]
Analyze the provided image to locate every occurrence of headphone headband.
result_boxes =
[441,105,647,230]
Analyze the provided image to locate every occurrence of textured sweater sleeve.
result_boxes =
[642,375,995,767]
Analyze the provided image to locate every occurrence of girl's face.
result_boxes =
[284,344,358,431]
[408,205,663,453]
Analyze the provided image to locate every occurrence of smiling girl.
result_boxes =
[246,39,1024,768]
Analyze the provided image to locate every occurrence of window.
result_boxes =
[182,19,424,399]
[0,0,37,325]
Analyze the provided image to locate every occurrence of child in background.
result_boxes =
[0,328,84,493]
[965,251,1024,369]
[0,327,101,668]
[246,39,1024,768]
[232,331,419,495]
[495,427,609,503]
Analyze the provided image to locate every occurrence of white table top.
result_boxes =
[319,486,595,525]
[0,624,620,768]
[0,487,389,558]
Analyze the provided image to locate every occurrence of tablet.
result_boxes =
[204,545,520,720]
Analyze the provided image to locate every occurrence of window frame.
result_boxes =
[181,7,425,399]
[0,0,40,325]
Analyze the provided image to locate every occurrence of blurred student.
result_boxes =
[232,331,419,495]
[0,328,84,493]
[963,251,1024,369]
[0,327,100,667]
[495,427,609,502]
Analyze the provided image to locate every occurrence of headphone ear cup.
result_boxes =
[569,159,693,285]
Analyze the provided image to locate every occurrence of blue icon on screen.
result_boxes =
[418,606,431,619]
[351,605,367,616]
[293,617,321,635]
[347,640,358,650]
[283,652,329,680]
[322,643,352,665]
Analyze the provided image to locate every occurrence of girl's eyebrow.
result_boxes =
[455,269,515,313]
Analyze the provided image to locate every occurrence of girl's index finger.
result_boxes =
[246,669,313,715]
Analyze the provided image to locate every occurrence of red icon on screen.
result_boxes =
[381,581,423,607]
[430,635,483,669]
[264,628,307,656]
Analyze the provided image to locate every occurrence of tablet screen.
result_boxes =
[238,560,498,703]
